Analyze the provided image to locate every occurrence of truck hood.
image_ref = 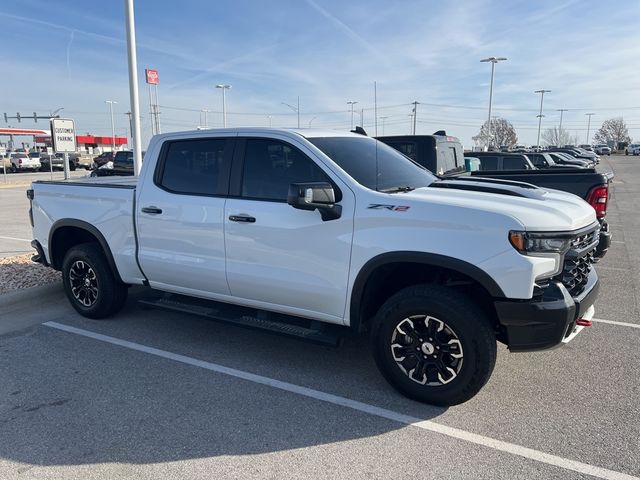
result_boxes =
[399,177,596,231]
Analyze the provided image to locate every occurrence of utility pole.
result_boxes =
[124,111,133,145]
[347,101,358,129]
[557,109,568,131]
[374,81,378,136]
[534,89,551,148]
[411,101,419,135]
[281,100,300,128]
[125,0,143,175]
[585,113,595,144]
[480,57,507,148]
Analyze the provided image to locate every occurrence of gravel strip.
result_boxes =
[0,254,61,294]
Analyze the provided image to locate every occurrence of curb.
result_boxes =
[0,282,63,308]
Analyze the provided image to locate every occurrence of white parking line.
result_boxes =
[43,321,638,480]
[592,318,640,329]
[0,235,31,243]
[611,240,626,244]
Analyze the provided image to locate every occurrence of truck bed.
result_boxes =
[30,176,144,284]
[470,168,612,199]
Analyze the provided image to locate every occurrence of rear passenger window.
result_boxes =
[502,156,527,169]
[388,142,418,161]
[242,139,329,201]
[158,139,228,195]
[479,156,499,170]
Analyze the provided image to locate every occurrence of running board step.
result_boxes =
[138,294,343,347]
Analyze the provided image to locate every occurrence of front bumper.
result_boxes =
[594,219,611,260]
[494,269,599,352]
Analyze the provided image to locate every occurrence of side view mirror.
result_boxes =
[287,182,342,221]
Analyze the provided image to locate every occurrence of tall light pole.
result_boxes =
[480,57,507,148]
[534,89,551,148]
[105,100,118,153]
[124,0,142,175]
[200,109,210,128]
[308,116,317,128]
[557,109,568,131]
[585,113,595,144]
[267,115,272,127]
[380,116,389,136]
[347,101,358,129]
[215,84,231,127]
[281,99,300,128]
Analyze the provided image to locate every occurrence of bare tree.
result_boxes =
[541,127,573,146]
[473,118,518,148]
[594,117,632,148]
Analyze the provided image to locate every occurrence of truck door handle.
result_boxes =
[229,215,256,223]
[141,206,163,214]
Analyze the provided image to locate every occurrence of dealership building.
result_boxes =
[0,127,127,153]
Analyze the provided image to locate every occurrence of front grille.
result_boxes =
[554,227,598,297]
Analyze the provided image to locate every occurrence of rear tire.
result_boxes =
[62,243,128,319]
[371,284,496,406]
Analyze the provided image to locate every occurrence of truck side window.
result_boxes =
[388,142,418,161]
[502,156,527,169]
[158,139,227,195]
[479,156,499,170]
[242,139,329,201]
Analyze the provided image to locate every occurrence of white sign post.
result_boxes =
[50,118,77,180]
[46,146,54,180]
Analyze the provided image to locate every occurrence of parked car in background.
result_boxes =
[579,145,594,152]
[594,144,611,155]
[90,150,145,177]
[526,152,582,169]
[464,151,536,170]
[40,153,77,171]
[549,148,597,166]
[9,152,40,172]
[93,151,116,168]
[375,134,464,176]
[625,143,640,155]
[70,152,94,170]
[548,152,593,168]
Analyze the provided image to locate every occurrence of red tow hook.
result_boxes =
[576,318,593,327]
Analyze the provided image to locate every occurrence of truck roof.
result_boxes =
[151,127,364,141]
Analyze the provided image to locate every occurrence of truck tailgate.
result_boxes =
[31,178,144,284]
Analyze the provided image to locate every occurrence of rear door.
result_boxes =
[136,135,234,296]
[224,135,355,322]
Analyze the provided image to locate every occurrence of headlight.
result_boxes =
[509,231,573,280]
[509,231,572,253]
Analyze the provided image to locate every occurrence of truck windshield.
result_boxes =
[308,136,436,192]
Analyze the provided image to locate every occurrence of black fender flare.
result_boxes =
[349,251,506,331]
[49,219,123,283]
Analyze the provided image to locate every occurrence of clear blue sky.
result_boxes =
[1,0,639,147]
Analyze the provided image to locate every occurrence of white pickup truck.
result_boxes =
[28,128,601,405]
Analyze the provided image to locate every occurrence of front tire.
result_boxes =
[371,285,496,406]
[62,243,128,319]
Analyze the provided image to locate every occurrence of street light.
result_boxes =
[105,100,118,153]
[281,97,300,128]
[347,101,358,129]
[267,115,272,127]
[201,109,210,128]
[585,113,595,144]
[308,116,317,128]
[379,116,389,135]
[215,84,231,127]
[50,107,64,118]
[480,57,507,148]
[534,89,551,148]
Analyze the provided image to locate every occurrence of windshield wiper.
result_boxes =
[381,186,415,193]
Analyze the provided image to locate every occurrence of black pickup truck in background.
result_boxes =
[377,133,613,259]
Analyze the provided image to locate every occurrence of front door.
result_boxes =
[224,136,354,323]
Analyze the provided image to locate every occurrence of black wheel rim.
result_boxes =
[69,260,99,307]
[390,315,464,386]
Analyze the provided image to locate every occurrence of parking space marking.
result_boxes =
[43,321,639,480]
[0,235,31,243]
[592,318,640,329]
[611,240,626,244]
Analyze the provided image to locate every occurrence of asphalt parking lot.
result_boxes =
[0,154,639,479]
